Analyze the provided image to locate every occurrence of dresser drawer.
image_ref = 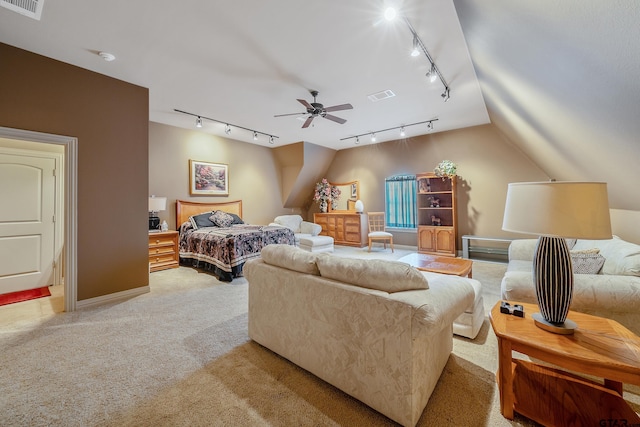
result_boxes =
[149,234,177,248]
[148,245,175,256]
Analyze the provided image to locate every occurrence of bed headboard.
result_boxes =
[175,199,243,229]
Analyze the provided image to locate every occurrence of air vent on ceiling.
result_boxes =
[1,0,44,20]
[367,90,396,102]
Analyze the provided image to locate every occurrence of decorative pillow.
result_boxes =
[210,210,234,228]
[571,249,605,274]
[189,212,216,229]
[260,244,320,275]
[316,256,429,293]
[565,239,577,250]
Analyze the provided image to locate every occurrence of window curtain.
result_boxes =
[385,175,417,228]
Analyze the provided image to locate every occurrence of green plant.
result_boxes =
[434,160,457,178]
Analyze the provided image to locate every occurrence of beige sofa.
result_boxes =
[501,236,640,334]
[244,245,477,427]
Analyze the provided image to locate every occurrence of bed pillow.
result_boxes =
[316,256,429,292]
[229,213,244,225]
[210,210,234,228]
[260,244,320,275]
[189,212,216,229]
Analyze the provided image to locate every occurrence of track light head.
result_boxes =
[253,131,258,141]
[411,35,420,57]
[355,136,360,145]
[371,133,376,142]
[441,87,450,102]
[225,124,231,135]
[195,117,203,128]
[400,127,406,137]
[427,121,434,131]
[427,64,437,83]
[269,136,274,144]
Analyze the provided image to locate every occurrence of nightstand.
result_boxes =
[148,230,179,272]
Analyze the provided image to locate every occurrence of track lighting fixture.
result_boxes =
[174,109,278,143]
[426,64,437,83]
[340,119,438,144]
[411,35,420,57]
[383,8,450,101]
[441,87,450,102]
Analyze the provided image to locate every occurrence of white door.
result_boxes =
[0,153,56,294]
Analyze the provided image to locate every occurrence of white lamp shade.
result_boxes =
[502,181,612,239]
[354,200,364,213]
[148,196,167,213]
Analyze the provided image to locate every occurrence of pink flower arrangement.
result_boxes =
[313,178,341,212]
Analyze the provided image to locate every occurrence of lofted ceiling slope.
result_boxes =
[453,0,640,211]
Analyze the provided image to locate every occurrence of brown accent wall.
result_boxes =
[325,124,549,246]
[0,43,149,300]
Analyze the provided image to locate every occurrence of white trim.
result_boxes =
[76,286,150,310]
[0,126,78,312]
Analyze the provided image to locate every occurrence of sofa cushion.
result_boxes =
[571,251,605,274]
[316,256,428,292]
[573,236,640,277]
[260,244,321,275]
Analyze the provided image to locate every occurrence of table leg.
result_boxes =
[496,336,514,419]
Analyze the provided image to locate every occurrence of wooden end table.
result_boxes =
[397,253,472,277]
[490,301,640,426]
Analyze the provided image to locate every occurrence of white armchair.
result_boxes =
[270,215,321,246]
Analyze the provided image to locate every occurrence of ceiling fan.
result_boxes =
[274,90,353,128]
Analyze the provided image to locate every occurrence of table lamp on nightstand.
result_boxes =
[502,181,612,334]
[148,195,167,230]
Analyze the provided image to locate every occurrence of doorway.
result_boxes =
[0,126,77,312]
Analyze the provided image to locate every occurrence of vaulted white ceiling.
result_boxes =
[1,0,639,211]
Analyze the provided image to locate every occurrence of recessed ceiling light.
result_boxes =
[98,51,116,62]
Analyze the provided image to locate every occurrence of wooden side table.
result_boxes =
[148,230,179,272]
[489,301,640,426]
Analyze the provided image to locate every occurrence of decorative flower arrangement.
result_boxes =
[313,178,341,212]
[434,160,457,179]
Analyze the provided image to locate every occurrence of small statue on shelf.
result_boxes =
[431,215,441,226]
[419,178,431,193]
[429,197,440,208]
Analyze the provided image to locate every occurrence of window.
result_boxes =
[385,175,417,228]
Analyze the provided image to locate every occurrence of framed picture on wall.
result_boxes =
[189,160,229,196]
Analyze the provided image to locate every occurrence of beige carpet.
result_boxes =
[0,246,637,426]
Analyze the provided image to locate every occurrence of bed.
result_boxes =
[175,199,295,282]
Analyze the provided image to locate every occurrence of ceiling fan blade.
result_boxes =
[323,103,353,113]
[323,114,347,125]
[302,116,315,128]
[297,99,313,110]
[274,112,306,117]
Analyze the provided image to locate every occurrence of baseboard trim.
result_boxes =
[76,286,150,309]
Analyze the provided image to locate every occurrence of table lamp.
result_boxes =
[148,196,167,230]
[502,181,611,334]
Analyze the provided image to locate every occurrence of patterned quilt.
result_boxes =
[178,222,295,281]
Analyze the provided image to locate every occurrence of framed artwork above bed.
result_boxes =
[189,160,228,196]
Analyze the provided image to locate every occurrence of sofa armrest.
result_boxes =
[509,239,538,262]
[300,221,322,236]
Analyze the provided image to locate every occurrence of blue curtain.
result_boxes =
[385,175,417,228]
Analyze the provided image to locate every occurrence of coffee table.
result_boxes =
[490,301,640,426]
[397,253,472,277]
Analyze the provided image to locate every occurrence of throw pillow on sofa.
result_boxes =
[260,244,321,275]
[570,249,605,274]
[316,256,429,293]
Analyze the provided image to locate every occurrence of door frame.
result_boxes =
[0,126,78,312]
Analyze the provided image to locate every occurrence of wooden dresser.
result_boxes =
[148,230,179,272]
[313,213,367,247]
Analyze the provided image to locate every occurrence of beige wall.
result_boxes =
[324,124,550,247]
[149,122,297,228]
[0,43,149,301]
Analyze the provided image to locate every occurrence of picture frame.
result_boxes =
[189,160,229,196]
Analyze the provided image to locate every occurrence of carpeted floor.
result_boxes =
[0,246,637,426]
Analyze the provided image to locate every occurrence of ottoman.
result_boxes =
[299,235,334,253]
[453,279,484,339]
